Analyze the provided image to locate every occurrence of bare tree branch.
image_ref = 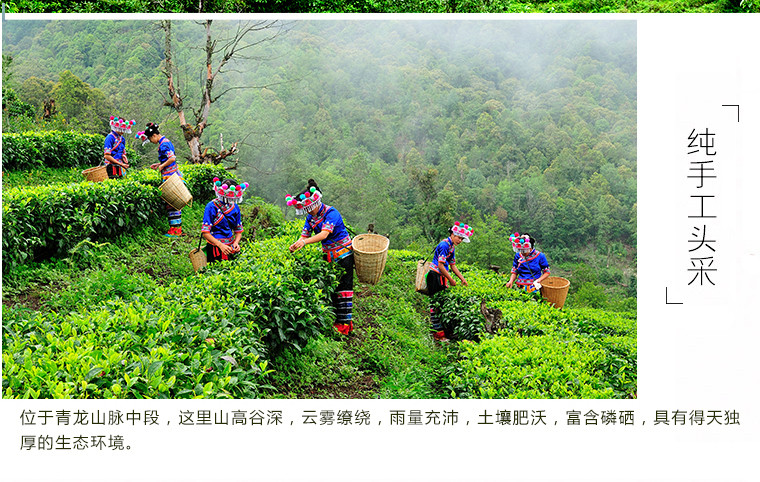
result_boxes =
[159,19,288,164]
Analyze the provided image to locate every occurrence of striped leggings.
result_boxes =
[332,253,354,326]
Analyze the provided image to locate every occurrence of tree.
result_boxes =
[50,70,113,132]
[2,55,36,130]
[159,19,287,166]
[18,77,56,114]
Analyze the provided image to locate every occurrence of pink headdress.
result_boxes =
[135,131,149,146]
[285,186,323,216]
[510,232,532,252]
[452,222,473,243]
[109,116,135,134]
[213,177,248,205]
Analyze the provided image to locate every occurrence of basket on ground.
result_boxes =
[160,174,193,210]
[352,233,389,285]
[82,165,108,183]
[540,276,570,309]
[189,248,207,272]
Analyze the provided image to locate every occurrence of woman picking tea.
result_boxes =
[287,179,355,335]
[505,232,550,292]
[201,177,248,263]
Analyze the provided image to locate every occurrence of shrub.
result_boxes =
[449,335,616,399]
[2,232,340,399]
[1,131,135,171]
[1,164,231,273]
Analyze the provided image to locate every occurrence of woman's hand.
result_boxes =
[449,279,457,287]
[231,242,241,252]
[506,280,513,289]
[219,243,234,256]
[289,239,305,253]
[150,163,159,170]
[461,278,469,287]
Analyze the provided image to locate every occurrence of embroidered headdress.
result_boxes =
[213,177,248,205]
[510,232,533,252]
[452,222,473,243]
[285,180,323,216]
[109,116,135,134]
[135,131,149,145]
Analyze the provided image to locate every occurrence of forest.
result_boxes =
[3,20,637,290]
[3,20,637,398]
[3,0,757,13]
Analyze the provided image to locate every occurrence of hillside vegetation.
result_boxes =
[3,20,637,398]
[2,163,635,399]
[4,0,757,13]
[3,21,638,304]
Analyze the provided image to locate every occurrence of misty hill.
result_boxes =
[3,20,636,288]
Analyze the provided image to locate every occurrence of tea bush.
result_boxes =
[2,231,340,399]
[449,335,616,399]
[1,131,135,171]
[424,263,636,398]
[1,164,231,272]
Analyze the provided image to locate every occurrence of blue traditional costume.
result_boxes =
[286,182,354,335]
[509,233,550,292]
[201,178,248,262]
[426,222,473,340]
[139,123,185,237]
[103,116,134,179]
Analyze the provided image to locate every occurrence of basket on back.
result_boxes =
[82,165,108,182]
[160,174,193,210]
[352,233,389,285]
[414,259,430,295]
[540,276,570,309]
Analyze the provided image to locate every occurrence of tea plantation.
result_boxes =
[2,157,636,399]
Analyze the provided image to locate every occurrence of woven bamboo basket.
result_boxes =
[189,248,207,272]
[415,259,430,294]
[82,165,108,183]
[352,233,390,285]
[540,276,570,309]
[160,174,193,210]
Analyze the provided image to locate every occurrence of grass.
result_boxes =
[266,253,457,399]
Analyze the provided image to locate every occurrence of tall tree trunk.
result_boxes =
[161,20,200,162]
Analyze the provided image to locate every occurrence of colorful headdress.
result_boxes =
[135,131,149,145]
[109,116,135,134]
[510,232,532,252]
[452,222,473,243]
[213,177,249,204]
[285,186,323,216]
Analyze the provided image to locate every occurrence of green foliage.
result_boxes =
[2,167,85,188]
[449,336,616,399]
[2,234,339,398]
[1,163,230,272]
[574,281,608,309]
[2,20,638,264]
[2,179,158,273]
[447,298,636,398]
[2,87,35,119]
[1,131,113,171]
[50,70,114,132]
[4,0,754,12]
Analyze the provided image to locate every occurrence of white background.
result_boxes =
[2,12,760,482]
